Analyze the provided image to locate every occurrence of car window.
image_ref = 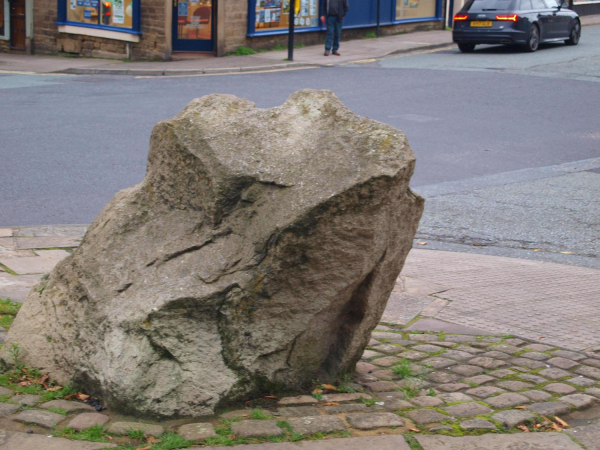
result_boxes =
[464,0,515,11]
[544,0,559,7]
[520,0,533,9]
[531,0,546,8]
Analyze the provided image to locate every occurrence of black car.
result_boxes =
[452,0,581,52]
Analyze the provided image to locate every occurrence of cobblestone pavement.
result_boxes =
[1,225,600,448]
[0,327,597,448]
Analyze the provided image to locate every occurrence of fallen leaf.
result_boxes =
[517,425,530,433]
[538,336,544,339]
[264,395,278,400]
[76,393,90,401]
[242,414,249,417]
[46,386,63,392]
[40,374,49,385]
[514,406,527,410]
[312,388,323,395]
[323,402,339,406]
[560,251,573,254]
[409,428,421,433]
[417,241,427,245]
[533,249,541,252]
[550,422,562,432]
[534,423,543,429]
[321,384,338,391]
[555,417,569,428]
[137,446,152,450]
[146,436,162,444]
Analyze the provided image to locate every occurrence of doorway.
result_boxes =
[172,0,215,52]
[9,0,26,50]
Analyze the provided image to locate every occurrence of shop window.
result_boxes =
[58,0,140,33]
[254,0,319,33]
[396,0,437,20]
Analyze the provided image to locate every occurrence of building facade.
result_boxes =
[6,0,595,60]
[1,0,447,59]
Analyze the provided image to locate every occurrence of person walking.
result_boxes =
[320,0,349,56]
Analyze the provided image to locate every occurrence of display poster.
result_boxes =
[113,0,125,24]
[178,1,189,17]
[264,9,271,22]
[71,0,77,10]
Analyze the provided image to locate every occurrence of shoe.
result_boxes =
[324,51,330,56]
[333,51,341,56]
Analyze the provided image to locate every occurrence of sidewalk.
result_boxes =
[1,16,599,77]
[1,227,600,450]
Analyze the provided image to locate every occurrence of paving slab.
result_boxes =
[67,412,110,431]
[565,422,600,450]
[407,409,447,425]
[443,402,492,417]
[559,394,598,409]
[288,416,347,434]
[108,422,164,436]
[404,318,488,335]
[460,418,496,430]
[231,420,283,438]
[415,432,583,449]
[323,403,368,414]
[0,430,116,449]
[278,396,318,406]
[484,393,530,409]
[528,402,572,416]
[40,399,95,412]
[278,406,320,417]
[346,412,403,430]
[11,410,65,428]
[0,273,42,302]
[492,410,536,428]
[10,394,42,406]
[0,250,70,274]
[178,422,217,440]
[0,403,20,417]
[211,434,412,449]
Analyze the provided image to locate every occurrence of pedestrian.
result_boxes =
[320,0,349,56]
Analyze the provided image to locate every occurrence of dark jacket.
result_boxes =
[320,0,349,18]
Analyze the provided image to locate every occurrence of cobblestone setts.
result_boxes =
[0,329,598,445]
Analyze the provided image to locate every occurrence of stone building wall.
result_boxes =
[0,40,8,52]
[31,0,168,60]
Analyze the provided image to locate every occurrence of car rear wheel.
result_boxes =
[525,25,540,52]
[565,21,581,45]
[458,43,476,53]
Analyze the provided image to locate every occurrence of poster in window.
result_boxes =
[113,0,125,23]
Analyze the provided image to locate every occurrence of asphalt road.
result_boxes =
[1,27,599,267]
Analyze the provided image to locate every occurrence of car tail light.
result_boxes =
[496,14,519,21]
[454,14,469,20]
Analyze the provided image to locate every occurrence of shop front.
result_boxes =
[245,0,444,48]
[1,0,444,59]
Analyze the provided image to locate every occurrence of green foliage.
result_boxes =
[233,46,257,56]
[47,407,68,415]
[294,42,305,49]
[251,407,269,420]
[127,428,146,440]
[8,343,22,370]
[391,359,414,379]
[362,31,377,39]
[0,299,21,316]
[427,388,437,397]
[405,435,424,450]
[312,392,323,400]
[149,432,195,449]
[399,385,420,400]
[56,425,109,442]
[271,43,286,51]
[41,386,75,403]
[360,396,376,406]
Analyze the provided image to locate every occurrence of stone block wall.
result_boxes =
[31,0,168,60]
[0,40,8,52]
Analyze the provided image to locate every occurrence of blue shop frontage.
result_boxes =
[236,0,446,53]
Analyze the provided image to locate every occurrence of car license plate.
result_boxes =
[471,21,492,27]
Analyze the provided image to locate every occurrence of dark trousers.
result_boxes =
[325,15,343,52]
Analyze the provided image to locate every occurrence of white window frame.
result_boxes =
[0,0,9,40]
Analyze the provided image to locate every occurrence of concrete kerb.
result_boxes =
[52,43,454,77]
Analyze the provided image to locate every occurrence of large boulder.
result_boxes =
[1,90,424,418]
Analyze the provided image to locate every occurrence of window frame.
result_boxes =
[56,0,141,35]
[247,0,322,37]
[0,0,9,40]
